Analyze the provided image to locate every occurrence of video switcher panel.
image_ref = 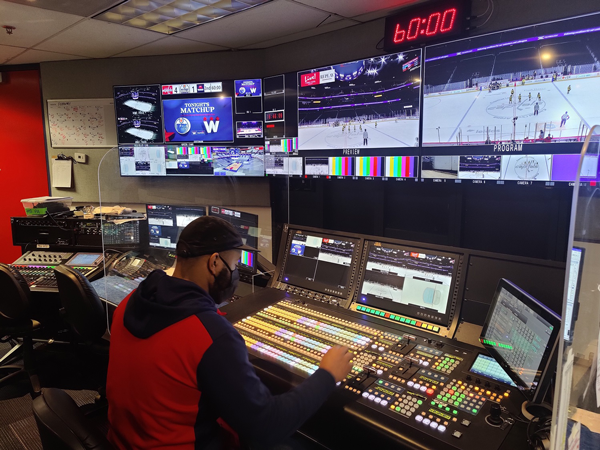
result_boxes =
[233,297,521,450]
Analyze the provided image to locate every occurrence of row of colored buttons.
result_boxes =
[407,381,435,395]
[415,415,447,432]
[355,306,440,332]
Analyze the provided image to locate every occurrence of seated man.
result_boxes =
[107,216,352,449]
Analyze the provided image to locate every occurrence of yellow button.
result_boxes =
[427,325,433,330]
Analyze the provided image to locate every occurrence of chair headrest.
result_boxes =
[0,263,31,322]
[32,388,114,450]
[54,265,106,341]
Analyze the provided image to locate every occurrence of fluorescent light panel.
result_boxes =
[95,0,270,34]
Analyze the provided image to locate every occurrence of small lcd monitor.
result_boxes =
[236,121,263,139]
[235,79,263,114]
[208,206,259,250]
[356,241,459,326]
[480,279,561,401]
[280,229,360,298]
[564,247,584,342]
[146,204,206,250]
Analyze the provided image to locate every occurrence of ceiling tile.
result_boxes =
[115,35,228,57]
[6,48,86,65]
[295,0,420,19]
[241,18,355,49]
[176,0,333,48]
[0,44,27,64]
[36,19,165,58]
[0,1,84,48]
[3,0,122,18]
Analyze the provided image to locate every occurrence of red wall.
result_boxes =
[0,70,49,263]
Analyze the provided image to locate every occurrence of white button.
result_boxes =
[378,346,385,352]
[374,397,382,403]
[381,400,388,406]
[407,381,414,387]
[336,382,341,386]
[438,426,446,432]
[362,392,369,398]
[430,422,438,429]
[377,369,383,375]
[371,344,378,349]
[423,361,430,366]
[414,384,421,390]
[368,395,375,401]
[415,416,423,422]
[420,386,427,392]
[423,419,431,425]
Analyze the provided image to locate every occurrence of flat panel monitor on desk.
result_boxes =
[351,241,460,337]
[146,204,206,251]
[480,279,561,406]
[278,229,361,306]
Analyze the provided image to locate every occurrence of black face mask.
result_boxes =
[209,256,239,304]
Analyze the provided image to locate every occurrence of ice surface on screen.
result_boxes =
[359,244,456,321]
[423,19,600,145]
[298,50,421,150]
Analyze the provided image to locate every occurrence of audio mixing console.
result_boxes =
[11,251,106,292]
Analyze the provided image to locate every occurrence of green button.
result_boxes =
[445,407,450,412]
[395,317,400,321]
[453,410,458,415]
[473,408,478,413]
[378,380,383,384]
[400,318,406,322]
[454,401,460,406]
[396,407,401,412]
[390,315,395,319]
[410,320,416,325]
[437,395,442,399]
[417,400,423,405]
[460,394,465,399]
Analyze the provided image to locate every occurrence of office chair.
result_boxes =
[33,387,114,450]
[53,265,107,342]
[0,263,41,396]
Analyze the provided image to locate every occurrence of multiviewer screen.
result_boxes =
[146,204,206,250]
[281,231,358,297]
[481,284,555,389]
[358,242,457,325]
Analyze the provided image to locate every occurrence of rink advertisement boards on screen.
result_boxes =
[422,14,600,147]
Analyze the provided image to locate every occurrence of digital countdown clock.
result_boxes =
[383,0,470,51]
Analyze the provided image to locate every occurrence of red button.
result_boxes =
[384,313,390,318]
[426,389,434,395]
[416,321,422,327]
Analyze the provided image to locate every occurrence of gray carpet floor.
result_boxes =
[0,341,100,450]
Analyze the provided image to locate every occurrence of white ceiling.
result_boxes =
[0,0,420,65]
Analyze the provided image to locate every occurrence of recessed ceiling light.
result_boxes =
[95,0,271,35]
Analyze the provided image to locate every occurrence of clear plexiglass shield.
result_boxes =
[551,125,600,450]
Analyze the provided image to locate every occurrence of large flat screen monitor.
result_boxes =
[208,206,259,250]
[114,85,164,144]
[297,49,422,150]
[423,13,600,146]
[480,279,561,401]
[356,241,459,326]
[146,204,206,250]
[280,229,361,298]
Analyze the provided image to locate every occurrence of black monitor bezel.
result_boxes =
[145,203,207,251]
[280,228,362,298]
[480,278,561,399]
[355,240,460,327]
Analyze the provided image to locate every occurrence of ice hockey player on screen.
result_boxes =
[567,85,572,94]
[534,102,540,116]
[363,128,369,146]
[560,111,570,128]
[529,92,532,101]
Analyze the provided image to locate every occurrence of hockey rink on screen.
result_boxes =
[299,118,419,149]
[423,77,600,144]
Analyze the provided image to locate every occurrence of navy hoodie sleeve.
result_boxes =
[197,327,336,445]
